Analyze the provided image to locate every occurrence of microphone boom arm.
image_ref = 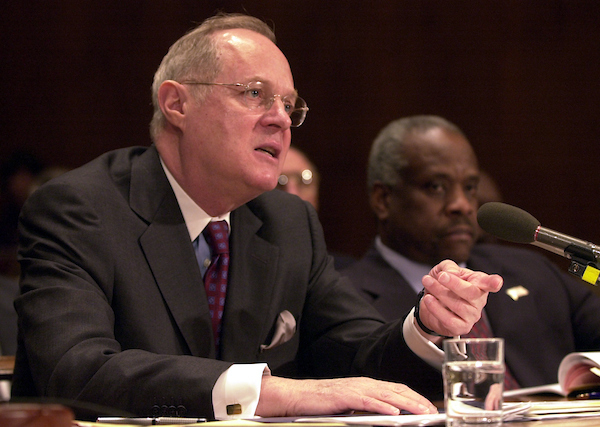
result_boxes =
[534,226,600,264]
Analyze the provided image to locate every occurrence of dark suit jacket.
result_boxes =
[12,146,442,418]
[342,244,600,391]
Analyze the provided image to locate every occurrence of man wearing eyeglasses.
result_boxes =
[276,146,320,211]
[276,146,357,270]
[12,14,502,421]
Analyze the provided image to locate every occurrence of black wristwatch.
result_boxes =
[414,289,452,338]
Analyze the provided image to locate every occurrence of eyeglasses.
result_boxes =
[180,80,309,127]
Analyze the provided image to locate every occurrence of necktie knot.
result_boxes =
[203,221,229,255]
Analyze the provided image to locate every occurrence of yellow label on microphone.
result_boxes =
[582,265,600,285]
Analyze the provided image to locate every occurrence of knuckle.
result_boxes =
[360,394,378,408]
[392,383,410,394]
[379,389,394,400]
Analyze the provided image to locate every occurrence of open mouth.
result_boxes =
[255,147,276,157]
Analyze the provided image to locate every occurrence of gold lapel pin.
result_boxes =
[506,285,529,301]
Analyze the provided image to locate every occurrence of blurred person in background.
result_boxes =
[476,170,503,244]
[277,146,320,210]
[0,150,42,401]
[277,146,355,269]
[0,151,44,278]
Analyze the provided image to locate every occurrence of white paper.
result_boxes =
[295,414,446,426]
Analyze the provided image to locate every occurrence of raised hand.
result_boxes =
[417,260,503,337]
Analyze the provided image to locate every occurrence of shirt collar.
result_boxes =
[160,157,230,242]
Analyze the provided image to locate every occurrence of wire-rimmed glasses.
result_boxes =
[180,80,309,127]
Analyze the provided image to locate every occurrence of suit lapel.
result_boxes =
[361,247,420,317]
[130,146,214,357]
[467,252,517,320]
[220,204,280,361]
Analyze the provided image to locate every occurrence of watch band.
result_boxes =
[414,289,452,338]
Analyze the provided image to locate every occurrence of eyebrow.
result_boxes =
[409,171,480,183]
[246,77,299,97]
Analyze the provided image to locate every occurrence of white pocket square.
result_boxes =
[260,310,296,352]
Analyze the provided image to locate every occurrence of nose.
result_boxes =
[446,185,476,216]
[262,96,292,129]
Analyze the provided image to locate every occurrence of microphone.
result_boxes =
[477,202,600,265]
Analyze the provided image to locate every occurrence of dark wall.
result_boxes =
[3,1,599,265]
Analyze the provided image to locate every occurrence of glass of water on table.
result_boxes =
[443,338,505,426]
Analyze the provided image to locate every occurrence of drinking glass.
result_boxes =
[443,338,505,426]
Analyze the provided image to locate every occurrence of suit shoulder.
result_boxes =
[24,146,151,212]
[471,243,553,264]
[71,146,149,179]
[340,248,397,290]
[469,243,568,283]
[341,254,381,278]
[38,146,148,188]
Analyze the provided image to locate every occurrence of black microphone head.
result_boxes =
[477,202,541,244]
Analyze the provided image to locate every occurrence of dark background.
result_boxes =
[2,1,599,269]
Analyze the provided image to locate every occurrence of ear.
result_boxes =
[370,182,392,221]
[157,80,189,130]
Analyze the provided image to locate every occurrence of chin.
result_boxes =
[448,251,471,264]
[441,245,474,264]
[244,169,278,189]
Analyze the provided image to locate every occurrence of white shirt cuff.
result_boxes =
[403,308,445,371]
[212,363,270,420]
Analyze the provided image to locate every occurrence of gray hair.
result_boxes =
[149,13,276,141]
[367,115,465,190]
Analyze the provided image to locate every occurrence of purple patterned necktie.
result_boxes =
[202,220,229,353]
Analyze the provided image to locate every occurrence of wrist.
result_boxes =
[414,289,451,339]
[256,375,300,417]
